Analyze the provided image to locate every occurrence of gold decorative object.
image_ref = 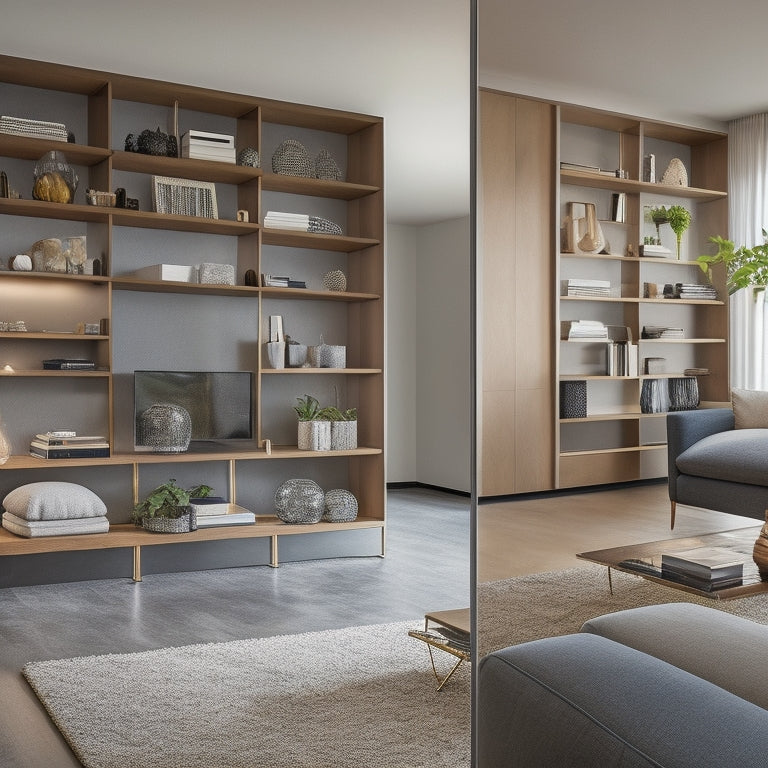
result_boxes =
[753,511,768,578]
[660,158,688,186]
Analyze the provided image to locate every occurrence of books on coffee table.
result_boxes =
[661,546,744,584]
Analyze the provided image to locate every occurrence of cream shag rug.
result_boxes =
[26,565,768,768]
[478,563,768,657]
[23,621,471,768]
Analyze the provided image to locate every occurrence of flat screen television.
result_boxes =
[134,371,254,446]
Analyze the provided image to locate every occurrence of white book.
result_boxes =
[182,130,235,148]
[130,264,198,282]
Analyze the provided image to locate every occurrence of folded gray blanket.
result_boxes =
[1,512,109,538]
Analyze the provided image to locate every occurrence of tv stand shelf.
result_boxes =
[0,516,386,582]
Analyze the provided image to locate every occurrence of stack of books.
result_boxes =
[30,431,110,459]
[661,546,744,591]
[261,274,307,289]
[263,211,310,231]
[42,358,96,370]
[642,326,684,339]
[673,283,718,300]
[190,497,256,528]
[564,278,611,298]
[180,130,235,163]
[563,320,609,340]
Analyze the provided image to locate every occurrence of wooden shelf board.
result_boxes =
[0,198,109,223]
[0,272,108,286]
[561,252,705,267]
[560,169,727,199]
[111,208,260,236]
[111,277,258,297]
[111,150,262,185]
[640,298,724,306]
[262,228,380,252]
[261,368,382,375]
[260,287,379,302]
[560,412,666,423]
[0,333,108,341]
[560,444,667,457]
[561,295,638,303]
[0,516,385,557]
[0,445,382,471]
[0,369,110,378]
[261,173,379,200]
[639,338,726,344]
[0,136,110,165]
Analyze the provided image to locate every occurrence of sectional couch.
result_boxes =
[477,602,768,767]
[667,388,768,526]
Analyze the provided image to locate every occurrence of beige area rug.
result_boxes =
[23,621,471,768]
[478,563,768,657]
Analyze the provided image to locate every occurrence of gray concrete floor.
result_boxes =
[0,487,470,767]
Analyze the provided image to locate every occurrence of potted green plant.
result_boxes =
[323,406,358,450]
[697,232,768,295]
[132,479,213,533]
[648,206,669,244]
[666,205,692,259]
[294,394,331,451]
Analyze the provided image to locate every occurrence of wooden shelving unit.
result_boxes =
[477,88,728,497]
[556,105,729,488]
[0,54,385,579]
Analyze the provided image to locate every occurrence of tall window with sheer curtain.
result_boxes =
[728,114,768,389]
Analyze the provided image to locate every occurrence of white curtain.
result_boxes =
[728,113,768,390]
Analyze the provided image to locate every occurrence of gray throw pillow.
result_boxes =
[732,388,768,429]
[2,482,107,521]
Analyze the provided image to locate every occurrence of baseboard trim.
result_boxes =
[478,477,667,505]
[386,481,471,498]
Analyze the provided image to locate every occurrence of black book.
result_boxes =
[661,547,744,581]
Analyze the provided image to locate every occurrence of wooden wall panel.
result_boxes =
[478,90,555,497]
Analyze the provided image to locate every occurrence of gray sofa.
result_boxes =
[667,407,768,527]
[477,603,768,767]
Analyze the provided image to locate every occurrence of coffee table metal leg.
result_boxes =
[608,566,613,595]
[425,643,465,691]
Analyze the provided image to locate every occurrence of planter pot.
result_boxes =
[297,420,331,451]
[141,506,196,533]
[331,420,357,451]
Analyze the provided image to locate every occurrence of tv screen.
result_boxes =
[134,371,253,444]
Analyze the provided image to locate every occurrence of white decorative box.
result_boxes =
[198,262,235,285]
[130,264,198,282]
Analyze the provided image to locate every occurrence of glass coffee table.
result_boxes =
[578,526,768,600]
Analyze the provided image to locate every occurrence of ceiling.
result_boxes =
[479,0,768,130]
[0,0,471,227]
[3,3,765,227]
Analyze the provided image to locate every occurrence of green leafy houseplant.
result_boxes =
[697,231,768,295]
[131,479,213,523]
[665,205,692,259]
[321,406,358,422]
[293,394,327,421]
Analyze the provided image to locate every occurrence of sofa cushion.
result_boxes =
[676,428,768,486]
[478,633,768,768]
[733,387,768,429]
[581,603,768,710]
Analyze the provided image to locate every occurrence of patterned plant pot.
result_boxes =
[141,507,196,533]
[297,420,331,451]
[331,420,357,451]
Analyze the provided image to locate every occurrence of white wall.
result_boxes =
[386,218,472,492]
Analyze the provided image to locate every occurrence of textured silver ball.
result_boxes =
[323,489,358,522]
[274,479,324,524]
[237,147,260,168]
[322,269,347,292]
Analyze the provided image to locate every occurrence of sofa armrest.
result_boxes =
[667,408,734,501]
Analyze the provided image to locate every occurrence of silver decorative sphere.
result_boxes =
[136,403,191,453]
[274,479,324,524]
[323,489,358,522]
